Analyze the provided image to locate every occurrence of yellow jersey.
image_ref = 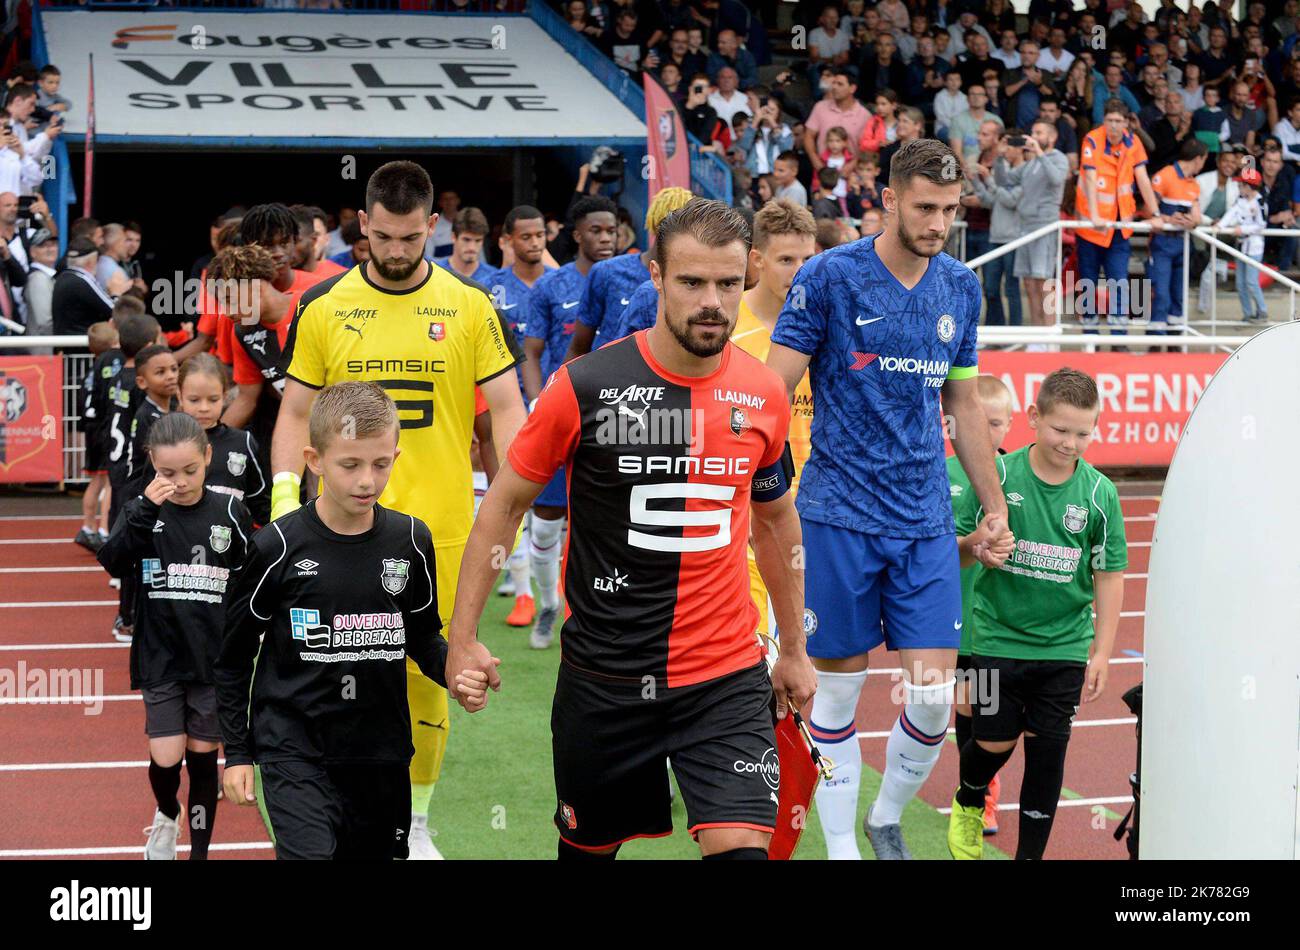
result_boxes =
[284,262,519,550]
[731,297,812,490]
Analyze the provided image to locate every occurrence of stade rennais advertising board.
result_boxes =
[41,12,646,141]
[975,351,1229,467]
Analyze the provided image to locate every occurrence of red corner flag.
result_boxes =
[642,72,691,202]
[769,709,833,860]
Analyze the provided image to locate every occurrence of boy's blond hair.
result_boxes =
[87,321,118,356]
[1036,367,1099,415]
[976,374,1014,416]
[752,197,816,251]
[309,381,399,452]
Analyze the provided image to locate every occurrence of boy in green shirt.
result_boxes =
[948,368,1127,860]
[948,374,1015,836]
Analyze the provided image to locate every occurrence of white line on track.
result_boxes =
[0,642,129,651]
[0,694,138,704]
[0,515,83,522]
[0,538,79,545]
[0,758,229,772]
[0,842,272,858]
[0,601,118,608]
[0,566,102,574]
[937,795,1133,815]
[854,717,1134,740]
[1123,515,1156,522]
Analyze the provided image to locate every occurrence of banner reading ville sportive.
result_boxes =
[41,12,646,142]
[975,351,1229,467]
[0,356,63,484]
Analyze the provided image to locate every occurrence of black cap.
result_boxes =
[65,236,98,260]
[29,228,53,247]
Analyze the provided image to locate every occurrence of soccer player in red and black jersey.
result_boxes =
[448,200,817,860]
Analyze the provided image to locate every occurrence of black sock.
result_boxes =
[148,759,182,821]
[956,739,1016,809]
[185,749,219,861]
[1016,734,1070,860]
[702,847,768,861]
[557,838,619,861]
[954,712,972,754]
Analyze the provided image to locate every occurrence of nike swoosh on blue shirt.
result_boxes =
[856,315,885,326]
[562,301,580,309]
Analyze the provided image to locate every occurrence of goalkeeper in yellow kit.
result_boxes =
[270,162,526,858]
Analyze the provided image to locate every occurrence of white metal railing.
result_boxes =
[963,218,1300,348]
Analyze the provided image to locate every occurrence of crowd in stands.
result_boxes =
[558,0,1300,329]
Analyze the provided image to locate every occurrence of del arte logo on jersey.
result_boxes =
[600,384,664,406]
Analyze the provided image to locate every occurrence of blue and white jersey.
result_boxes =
[484,263,555,345]
[525,262,588,382]
[578,253,650,349]
[435,257,497,285]
[770,234,981,539]
[611,278,659,341]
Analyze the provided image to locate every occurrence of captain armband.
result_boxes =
[751,443,795,503]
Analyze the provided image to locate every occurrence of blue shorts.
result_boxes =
[799,520,962,658]
[535,467,567,509]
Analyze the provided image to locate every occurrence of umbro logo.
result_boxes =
[295,559,319,575]
[152,520,165,533]
[1006,492,1024,506]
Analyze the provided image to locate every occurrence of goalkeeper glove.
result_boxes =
[271,472,302,522]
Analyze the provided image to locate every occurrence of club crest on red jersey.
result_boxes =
[559,801,577,830]
[730,406,751,436]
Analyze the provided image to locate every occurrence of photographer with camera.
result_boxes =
[0,117,41,198]
[682,73,724,149]
[739,96,793,178]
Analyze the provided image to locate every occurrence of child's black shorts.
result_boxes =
[970,655,1086,742]
[141,681,221,742]
[551,659,778,852]
[261,760,411,861]
[82,428,107,474]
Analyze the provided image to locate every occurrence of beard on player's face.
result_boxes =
[665,303,733,358]
[370,249,423,281]
[896,211,948,258]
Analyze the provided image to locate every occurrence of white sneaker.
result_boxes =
[143,809,179,860]
[108,577,121,589]
[496,577,516,597]
[407,813,443,860]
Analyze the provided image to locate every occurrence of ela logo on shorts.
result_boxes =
[937,314,956,343]
[209,525,232,554]
[226,452,247,476]
[381,558,410,595]
[1063,504,1089,533]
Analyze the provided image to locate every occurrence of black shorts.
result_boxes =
[83,429,107,474]
[551,659,778,851]
[260,760,411,861]
[141,681,221,742]
[970,655,1086,742]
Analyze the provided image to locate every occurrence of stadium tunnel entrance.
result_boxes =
[62,143,635,331]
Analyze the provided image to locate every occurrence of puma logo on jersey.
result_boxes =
[344,324,364,339]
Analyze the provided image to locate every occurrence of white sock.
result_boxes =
[810,669,869,860]
[530,514,564,610]
[871,678,954,826]
[509,525,532,597]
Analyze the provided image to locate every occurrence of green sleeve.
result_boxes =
[1092,480,1129,572]
[953,478,980,536]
